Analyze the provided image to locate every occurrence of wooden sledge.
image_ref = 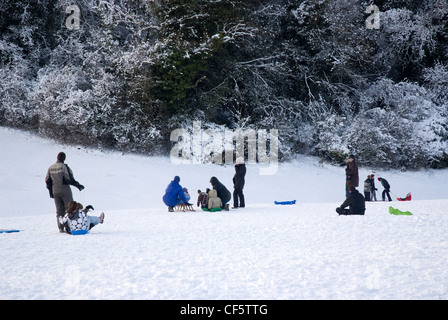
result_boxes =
[174,204,196,212]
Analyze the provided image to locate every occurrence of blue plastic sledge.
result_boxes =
[0,229,20,233]
[71,230,89,235]
[274,200,296,205]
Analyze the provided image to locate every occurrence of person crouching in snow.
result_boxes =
[163,176,188,212]
[210,176,231,210]
[336,185,365,215]
[59,201,104,234]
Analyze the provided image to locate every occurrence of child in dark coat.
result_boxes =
[197,189,209,208]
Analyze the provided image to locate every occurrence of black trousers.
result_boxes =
[336,207,364,215]
[382,189,392,201]
[364,192,371,201]
[233,188,245,208]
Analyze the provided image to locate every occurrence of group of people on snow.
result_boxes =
[45,152,247,232]
[336,154,394,215]
[46,150,400,232]
[162,157,246,212]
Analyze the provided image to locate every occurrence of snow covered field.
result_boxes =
[1,127,448,300]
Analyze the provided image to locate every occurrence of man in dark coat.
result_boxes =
[232,157,246,209]
[378,177,392,201]
[345,154,359,197]
[336,185,365,215]
[210,176,231,210]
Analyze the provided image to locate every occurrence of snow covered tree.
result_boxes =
[1,0,448,167]
[0,0,56,129]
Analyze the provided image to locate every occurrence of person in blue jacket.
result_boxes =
[163,176,188,212]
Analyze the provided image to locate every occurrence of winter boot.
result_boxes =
[99,212,105,223]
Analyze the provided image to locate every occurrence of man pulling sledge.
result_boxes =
[378,177,392,201]
[45,152,85,232]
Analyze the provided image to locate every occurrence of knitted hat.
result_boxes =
[236,156,244,165]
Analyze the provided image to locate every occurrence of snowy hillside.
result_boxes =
[1,127,448,301]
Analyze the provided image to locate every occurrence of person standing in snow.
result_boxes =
[364,175,372,201]
[336,185,365,215]
[345,154,359,197]
[378,177,392,201]
[232,156,246,209]
[210,176,231,210]
[45,152,85,232]
[162,176,188,212]
[370,174,378,201]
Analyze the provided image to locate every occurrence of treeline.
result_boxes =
[1,0,447,168]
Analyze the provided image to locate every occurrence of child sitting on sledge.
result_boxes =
[397,192,412,201]
[202,189,222,212]
[59,201,104,234]
[182,188,191,204]
[174,187,194,211]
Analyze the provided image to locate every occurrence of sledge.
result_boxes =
[71,230,89,235]
[174,204,196,212]
[0,229,20,233]
[397,192,412,201]
[389,206,413,216]
[274,200,296,205]
[201,207,222,212]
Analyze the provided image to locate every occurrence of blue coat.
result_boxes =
[163,180,187,206]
